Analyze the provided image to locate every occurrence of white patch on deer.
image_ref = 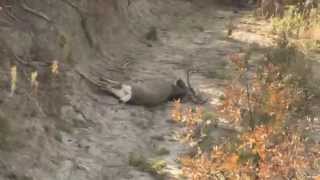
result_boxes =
[109,84,132,103]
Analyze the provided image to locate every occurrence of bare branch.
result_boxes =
[20,0,51,23]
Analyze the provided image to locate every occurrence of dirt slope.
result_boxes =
[0,0,264,179]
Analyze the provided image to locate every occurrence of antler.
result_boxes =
[186,69,208,105]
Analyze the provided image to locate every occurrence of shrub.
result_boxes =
[173,46,320,179]
[128,152,167,179]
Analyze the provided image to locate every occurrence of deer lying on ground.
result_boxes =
[77,69,206,107]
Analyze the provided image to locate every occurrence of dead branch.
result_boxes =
[75,69,121,94]
[60,0,78,10]
[60,0,93,47]
[93,69,122,85]
[2,5,19,22]
[25,92,46,117]
[71,105,95,124]
[19,0,51,23]
[13,53,31,66]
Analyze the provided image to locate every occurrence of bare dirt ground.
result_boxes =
[65,6,278,180]
[2,1,317,180]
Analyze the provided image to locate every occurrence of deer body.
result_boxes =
[76,70,200,107]
[108,79,188,107]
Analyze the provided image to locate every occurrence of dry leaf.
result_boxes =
[51,60,59,75]
[10,65,17,96]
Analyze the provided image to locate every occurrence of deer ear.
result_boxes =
[176,79,187,88]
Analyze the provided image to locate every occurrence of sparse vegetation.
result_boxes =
[172,43,320,179]
[128,152,167,179]
[10,65,17,96]
[271,3,320,51]
[271,7,306,36]
[1,0,320,179]
[51,60,59,75]
[30,71,39,94]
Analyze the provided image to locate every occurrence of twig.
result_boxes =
[76,69,100,85]
[25,93,46,118]
[3,6,19,22]
[60,0,93,47]
[158,60,186,66]
[61,0,78,10]
[20,0,51,23]
[79,14,93,47]
[99,76,120,85]
[71,105,95,124]
[75,69,120,93]
[120,57,133,69]
[13,53,31,66]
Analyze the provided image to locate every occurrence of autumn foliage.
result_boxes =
[171,99,203,143]
[172,47,320,179]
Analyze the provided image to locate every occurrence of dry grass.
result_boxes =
[271,6,320,51]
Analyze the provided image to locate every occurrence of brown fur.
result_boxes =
[125,79,188,107]
[76,70,189,107]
